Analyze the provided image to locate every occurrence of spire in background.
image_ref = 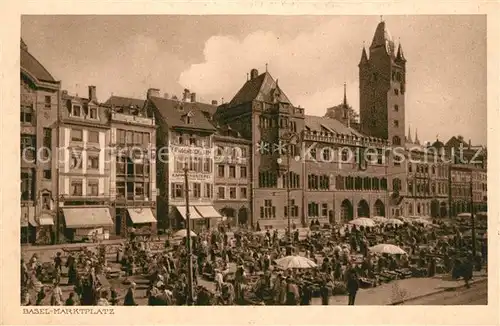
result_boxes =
[265,63,268,72]
[415,129,420,145]
[343,82,347,106]
[407,126,412,143]
[396,42,406,63]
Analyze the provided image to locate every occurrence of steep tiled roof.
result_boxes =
[305,115,364,137]
[230,72,291,106]
[149,96,216,131]
[20,46,56,83]
[102,96,145,109]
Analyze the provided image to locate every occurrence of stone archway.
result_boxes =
[440,202,447,218]
[431,199,439,218]
[340,199,353,221]
[357,199,370,218]
[238,207,248,225]
[374,199,385,217]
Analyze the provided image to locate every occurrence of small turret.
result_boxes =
[415,129,420,145]
[396,43,406,63]
[407,126,412,143]
[358,46,369,66]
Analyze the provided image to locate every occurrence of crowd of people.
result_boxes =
[20,215,486,306]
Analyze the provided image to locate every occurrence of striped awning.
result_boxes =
[21,206,37,227]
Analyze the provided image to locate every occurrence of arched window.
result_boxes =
[393,178,401,192]
[372,177,380,190]
[407,181,413,194]
[363,177,371,190]
[392,136,401,146]
[381,178,387,190]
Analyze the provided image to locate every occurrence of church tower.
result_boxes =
[359,19,406,146]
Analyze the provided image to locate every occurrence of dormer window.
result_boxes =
[183,111,194,124]
[189,135,196,146]
[89,106,98,119]
[71,105,82,117]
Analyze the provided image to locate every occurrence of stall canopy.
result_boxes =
[195,206,223,219]
[176,205,203,220]
[21,206,37,227]
[127,208,157,224]
[63,207,113,228]
[39,213,55,226]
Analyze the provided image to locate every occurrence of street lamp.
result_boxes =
[277,131,301,242]
[183,163,194,305]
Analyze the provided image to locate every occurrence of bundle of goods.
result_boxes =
[410,266,428,277]
[393,268,412,279]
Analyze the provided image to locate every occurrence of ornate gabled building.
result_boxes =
[215,68,307,228]
[20,39,61,244]
[145,89,223,233]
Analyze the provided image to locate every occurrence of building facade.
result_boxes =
[57,87,113,242]
[146,88,222,233]
[213,126,252,226]
[103,95,158,238]
[20,39,60,244]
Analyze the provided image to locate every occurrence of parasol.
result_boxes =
[369,244,407,255]
[348,217,376,228]
[372,216,387,223]
[172,229,197,239]
[275,255,317,269]
[412,218,433,226]
[457,213,472,218]
[384,218,404,226]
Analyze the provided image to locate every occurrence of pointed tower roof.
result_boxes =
[396,43,406,62]
[358,46,368,66]
[370,20,395,56]
[407,126,412,143]
[229,70,292,106]
[415,129,420,145]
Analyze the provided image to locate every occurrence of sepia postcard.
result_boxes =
[0,1,499,325]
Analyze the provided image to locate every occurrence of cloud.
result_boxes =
[179,19,367,112]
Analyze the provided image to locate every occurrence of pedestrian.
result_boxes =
[346,267,360,305]
[65,292,77,306]
[36,287,46,305]
[320,281,330,305]
[50,281,63,306]
[124,282,138,306]
[285,277,300,305]
[97,290,110,306]
[54,252,63,273]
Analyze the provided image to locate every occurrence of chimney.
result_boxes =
[190,93,196,103]
[250,69,259,80]
[211,100,218,105]
[183,89,191,102]
[147,88,160,99]
[61,90,68,97]
[88,85,97,102]
[163,93,169,99]
[468,139,472,148]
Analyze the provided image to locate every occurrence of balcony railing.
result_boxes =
[111,112,155,126]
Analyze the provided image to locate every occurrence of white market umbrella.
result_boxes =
[457,213,472,218]
[412,218,433,226]
[369,244,407,255]
[172,229,197,239]
[349,217,376,228]
[372,216,387,223]
[275,255,317,269]
[384,218,404,226]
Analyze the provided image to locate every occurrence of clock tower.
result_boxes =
[358,19,406,146]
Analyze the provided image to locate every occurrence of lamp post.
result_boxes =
[183,163,194,305]
[277,131,301,243]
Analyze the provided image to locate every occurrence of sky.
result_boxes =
[21,15,487,145]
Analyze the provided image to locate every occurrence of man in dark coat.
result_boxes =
[346,267,360,305]
[124,282,138,306]
[285,278,300,305]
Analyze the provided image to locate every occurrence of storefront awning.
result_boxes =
[195,206,223,219]
[176,205,203,220]
[21,206,37,227]
[127,208,157,224]
[39,213,55,226]
[63,207,113,228]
